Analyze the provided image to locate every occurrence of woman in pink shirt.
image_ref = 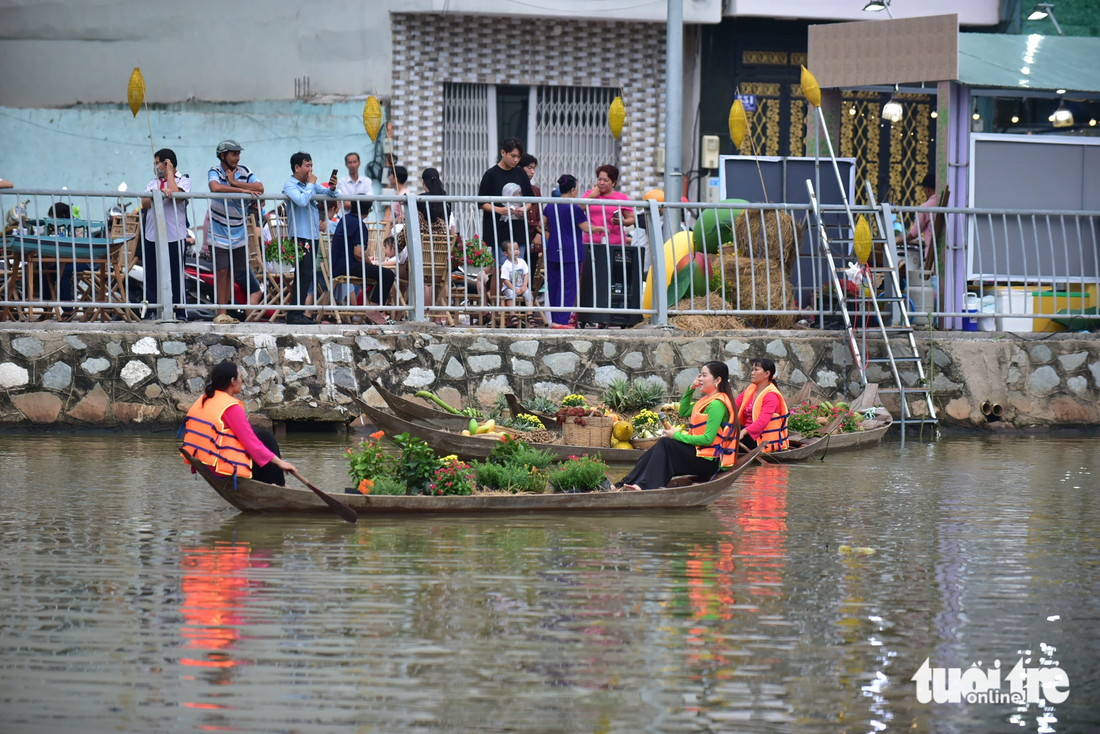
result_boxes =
[581,165,636,245]
[183,361,297,486]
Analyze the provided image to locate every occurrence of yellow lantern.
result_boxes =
[729,99,747,148]
[801,66,822,108]
[127,67,145,118]
[854,215,873,264]
[608,96,625,140]
[363,95,382,142]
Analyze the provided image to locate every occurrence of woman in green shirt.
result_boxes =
[617,361,739,491]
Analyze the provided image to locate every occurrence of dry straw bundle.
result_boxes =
[669,294,749,334]
[732,209,799,272]
[707,253,798,329]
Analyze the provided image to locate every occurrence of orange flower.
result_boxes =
[370,430,385,440]
[357,478,374,495]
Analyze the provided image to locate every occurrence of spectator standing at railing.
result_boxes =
[283,151,338,325]
[337,152,372,221]
[478,138,534,259]
[208,140,264,324]
[141,148,190,320]
[382,165,410,231]
[542,174,605,329]
[895,173,938,269]
[581,165,635,246]
[519,154,544,285]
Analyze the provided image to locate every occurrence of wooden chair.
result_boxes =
[74,210,140,321]
[247,220,294,323]
[420,219,454,325]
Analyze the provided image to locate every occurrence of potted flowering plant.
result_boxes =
[452,234,495,270]
[346,431,402,495]
[264,237,301,273]
[429,455,476,496]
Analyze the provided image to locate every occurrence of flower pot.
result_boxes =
[266,262,295,274]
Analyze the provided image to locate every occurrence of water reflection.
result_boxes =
[1,434,1098,732]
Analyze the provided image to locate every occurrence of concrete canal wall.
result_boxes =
[1,324,1099,431]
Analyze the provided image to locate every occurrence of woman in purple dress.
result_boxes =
[541,175,605,328]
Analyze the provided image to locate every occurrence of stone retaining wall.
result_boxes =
[1,325,1098,430]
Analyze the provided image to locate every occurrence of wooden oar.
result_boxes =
[290,470,357,524]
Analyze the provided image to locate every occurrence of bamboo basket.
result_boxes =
[631,437,659,451]
[562,415,614,447]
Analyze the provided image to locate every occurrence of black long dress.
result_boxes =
[618,437,722,490]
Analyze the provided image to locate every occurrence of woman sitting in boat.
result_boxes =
[181,361,297,485]
[617,361,740,491]
[734,358,790,453]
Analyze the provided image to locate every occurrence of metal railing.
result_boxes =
[3,187,1098,331]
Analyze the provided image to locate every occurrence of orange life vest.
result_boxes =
[685,392,739,469]
[736,383,790,453]
[180,391,253,480]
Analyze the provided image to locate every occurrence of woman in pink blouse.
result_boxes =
[581,165,636,245]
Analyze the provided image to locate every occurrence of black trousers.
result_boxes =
[620,437,721,490]
[252,429,286,486]
[294,239,316,306]
[364,265,396,305]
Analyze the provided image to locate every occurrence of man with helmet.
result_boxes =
[208,140,264,323]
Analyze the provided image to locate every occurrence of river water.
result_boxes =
[1,433,1097,733]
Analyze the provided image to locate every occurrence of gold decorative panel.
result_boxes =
[789,90,806,157]
[738,98,780,157]
[840,98,882,205]
[739,82,781,97]
[790,52,807,67]
[742,51,788,65]
[888,102,931,207]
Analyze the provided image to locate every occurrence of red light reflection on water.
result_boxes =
[179,542,267,677]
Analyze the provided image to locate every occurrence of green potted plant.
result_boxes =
[548,455,611,494]
[264,236,301,274]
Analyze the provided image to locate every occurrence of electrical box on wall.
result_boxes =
[701,135,720,169]
[704,176,721,203]
[656,148,665,174]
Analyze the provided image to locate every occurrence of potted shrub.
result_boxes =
[548,455,611,494]
[264,237,300,273]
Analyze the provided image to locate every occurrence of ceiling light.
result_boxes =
[1027,3,1064,34]
[1056,89,1067,94]
[881,85,903,122]
[1091,119,1097,127]
[930,110,938,119]
[863,0,894,18]
[973,112,981,120]
[1052,99,1074,128]
[849,106,857,116]
[1011,115,1020,123]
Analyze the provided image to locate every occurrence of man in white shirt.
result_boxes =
[337,152,373,221]
[141,148,191,319]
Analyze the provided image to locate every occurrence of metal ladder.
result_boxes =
[806,181,938,436]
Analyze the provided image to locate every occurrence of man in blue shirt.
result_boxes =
[282,151,337,324]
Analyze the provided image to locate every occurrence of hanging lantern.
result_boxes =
[608,96,625,140]
[127,67,145,118]
[854,215,873,264]
[363,95,382,142]
[801,66,822,108]
[729,99,747,148]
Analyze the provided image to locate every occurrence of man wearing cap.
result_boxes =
[208,140,263,324]
[282,151,338,324]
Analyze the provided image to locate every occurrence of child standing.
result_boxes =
[499,240,532,327]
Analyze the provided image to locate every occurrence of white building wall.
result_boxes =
[726,0,1000,25]
[391,13,668,199]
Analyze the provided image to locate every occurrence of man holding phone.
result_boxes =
[282,151,337,324]
[478,138,535,259]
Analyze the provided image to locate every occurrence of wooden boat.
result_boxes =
[349,394,646,463]
[182,445,764,515]
[371,380,479,432]
[762,383,893,463]
[504,394,558,429]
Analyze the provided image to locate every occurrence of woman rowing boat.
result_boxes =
[180,361,297,485]
[616,361,739,491]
